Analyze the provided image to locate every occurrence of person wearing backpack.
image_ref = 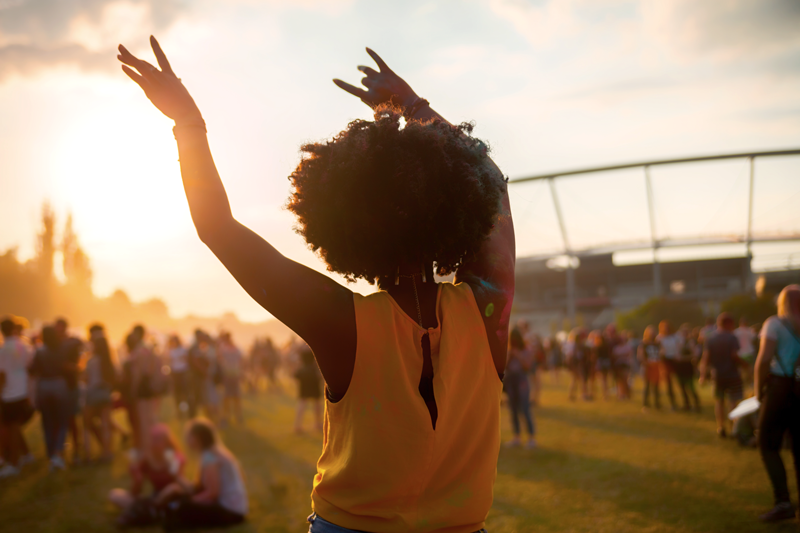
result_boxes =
[754,284,800,523]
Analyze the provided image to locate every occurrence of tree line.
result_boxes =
[0,202,293,345]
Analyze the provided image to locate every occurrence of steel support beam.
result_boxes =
[548,177,576,323]
[745,156,756,290]
[510,148,800,184]
[644,166,661,297]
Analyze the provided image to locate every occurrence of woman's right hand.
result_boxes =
[117,36,203,124]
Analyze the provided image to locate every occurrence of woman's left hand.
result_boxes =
[333,48,418,109]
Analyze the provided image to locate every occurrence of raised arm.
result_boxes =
[117,38,356,396]
[334,49,515,375]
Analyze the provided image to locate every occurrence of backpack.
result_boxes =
[776,319,800,397]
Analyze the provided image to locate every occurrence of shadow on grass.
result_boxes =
[538,404,717,447]
[498,446,796,533]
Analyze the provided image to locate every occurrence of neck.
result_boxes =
[378,263,435,291]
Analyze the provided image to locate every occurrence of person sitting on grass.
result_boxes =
[117,36,513,533]
[293,346,323,434]
[699,312,747,438]
[504,327,536,449]
[157,418,247,531]
[109,423,185,528]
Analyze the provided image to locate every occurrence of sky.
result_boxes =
[1,0,799,321]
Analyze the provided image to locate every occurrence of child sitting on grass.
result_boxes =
[157,418,248,531]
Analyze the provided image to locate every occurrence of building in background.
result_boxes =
[512,253,800,334]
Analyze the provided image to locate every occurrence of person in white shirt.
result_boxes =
[167,335,190,418]
[218,332,243,425]
[0,317,35,477]
[656,320,681,411]
[735,317,757,392]
[735,318,757,360]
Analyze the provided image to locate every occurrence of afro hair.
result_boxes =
[287,105,505,284]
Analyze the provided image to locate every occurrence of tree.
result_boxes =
[61,213,93,290]
[720,293,776,326]
[34,202,56,281]
[616,298,705,336]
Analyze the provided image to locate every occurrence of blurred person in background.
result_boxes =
[504,328,536,449]
[54,317,83,462]
[187,330,208,418]
[90,323,131,449]
[263,338,281,392]
[699,313,745,438]
[735,317,757,391]
[639,326,662,411]
[129,325,167,456]
[29,325,71,470]
[656,320,680,411]
[167,335,190,418]
[753,285,800,523]
[568,328,591,402]
[159,418,247,531]
[82,335,117,462]
[611,330,633,400]
[110,423,186,528]
[674,324,701,413]
[528,332,544,406]
[119,335,140,451]
[544,335,563,384]
[245,340,263,394]
[218,332,243,426]
[592,329,613,401]
[700,317,717,344]
[0,317,35,477]
[293,347,323,434]
[190,331,221,423]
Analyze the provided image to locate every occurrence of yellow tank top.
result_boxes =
[311,281,502,533]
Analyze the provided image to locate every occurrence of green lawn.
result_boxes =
[1,376,797,533]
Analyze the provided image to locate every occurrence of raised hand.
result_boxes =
[333,48,419,109]
[118,36,202,123]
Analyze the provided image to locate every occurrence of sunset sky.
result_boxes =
[1,0,799,321]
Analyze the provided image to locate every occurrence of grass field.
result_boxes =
[1,376,798,533]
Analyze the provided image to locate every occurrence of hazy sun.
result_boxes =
[50,81,191,249]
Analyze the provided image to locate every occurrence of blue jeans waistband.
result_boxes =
[307,513,488,533]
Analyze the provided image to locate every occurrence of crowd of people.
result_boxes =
[503,284,800,523]
[505,315,762,429]
[0,313,324,529]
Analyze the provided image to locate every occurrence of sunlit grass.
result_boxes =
[0,376,796,533]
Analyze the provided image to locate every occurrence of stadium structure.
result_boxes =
[508,149,800,333]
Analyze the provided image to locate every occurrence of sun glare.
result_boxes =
[50,82,190,249]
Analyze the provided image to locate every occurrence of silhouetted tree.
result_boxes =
[35,202,56,281]
[62,212,93,290]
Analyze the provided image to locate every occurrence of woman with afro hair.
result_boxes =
[118,37,515,533]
